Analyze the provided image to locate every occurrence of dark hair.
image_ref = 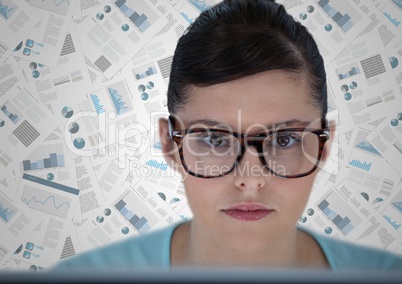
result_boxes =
[167,0,327,120]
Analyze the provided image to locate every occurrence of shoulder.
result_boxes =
[52,223,179,271]
[299,226,402,271]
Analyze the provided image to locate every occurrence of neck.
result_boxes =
[171,220,309,267]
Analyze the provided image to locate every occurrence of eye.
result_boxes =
[276,135,294,147]
[267,133,301,148]
[204,133,230,147]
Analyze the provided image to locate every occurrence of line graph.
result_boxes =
[29,0,71,16]
[22,185,71,219]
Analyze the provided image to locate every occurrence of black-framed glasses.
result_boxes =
[168,116,330,179]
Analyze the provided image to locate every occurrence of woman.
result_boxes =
[54,0,402,271]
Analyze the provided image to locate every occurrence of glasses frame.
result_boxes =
[168,116,330,179]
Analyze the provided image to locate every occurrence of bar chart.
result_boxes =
[383,12,401,27]
[146,159,168,171]
[114,0,158,33]
[348,159,372,172]
[336,62,361,80]
[107,81,133,115]
[90,94,106,114]
[317,0,361,33]
[1,101,22,124]
[133,62,158,80]
[22,144,65,172]
[189,0,212,12]
[108,88,130,115]
[114,188,158,234]
[0,193,18,223]
[0,0,17,20]
[317,190,362,235]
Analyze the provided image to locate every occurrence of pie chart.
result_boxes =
[73,137,85,149]
[14,244,23,255]
[61,106,74,118]
[299,12,307,20]
[0,119,5,127]
[32,70,40,78]
[29,62,37,70]
[96,216,104,223]
[158,192,166,201]
[46,173,54,181]
[146,81,154,90]
[170,197,180,205]
[389,56,399,69]
[122,227,129,234]
[360,192,369,201]
[138,85,146,92]
[68,122,79,134]
[122,24,129,31]
[341,84,349,92]
[104,208,111,216]
[349,81,357,89]
[373,197,383,205]
[344,92,352,101]
[141,92,149,101]
[324,227,332,235]
[104,5,111,13]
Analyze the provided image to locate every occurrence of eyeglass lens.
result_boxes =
[180,131,320,177]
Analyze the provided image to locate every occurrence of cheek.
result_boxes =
[182,176,226,215]
[275,176,315,216]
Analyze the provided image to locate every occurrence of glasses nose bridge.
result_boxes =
[240,135,264,151]
[238,135,264,160]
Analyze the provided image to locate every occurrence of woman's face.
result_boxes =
[160,70,328,251]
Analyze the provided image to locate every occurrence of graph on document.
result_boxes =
[106,81,133,115]
[348,159,372,171]
[90,94,106,114]
[353,130,381,156]
[133,62,158,80]
[22,144,65,172]
[29,0,71,17]
[114,187,158,234]
[392,190,402,214]
[354,140,381,156]
[336,62,361,80]
[317,0,362,33]
[0,0,17,20]
[316,189,362,235]
[22,185,71,219]
[0,193,18,223]
[188,0,214,12]
[1,101,22,124]
[114,0,159,33]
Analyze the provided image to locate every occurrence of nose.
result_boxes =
[233,145,266,191]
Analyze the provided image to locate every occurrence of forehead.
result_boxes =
[176,70,321,130]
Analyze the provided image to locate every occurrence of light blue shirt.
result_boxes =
[53,222,402,271]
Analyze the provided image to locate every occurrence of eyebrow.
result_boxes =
[186,119,313,129]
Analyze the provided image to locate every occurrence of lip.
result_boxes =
[222,203,273,221]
